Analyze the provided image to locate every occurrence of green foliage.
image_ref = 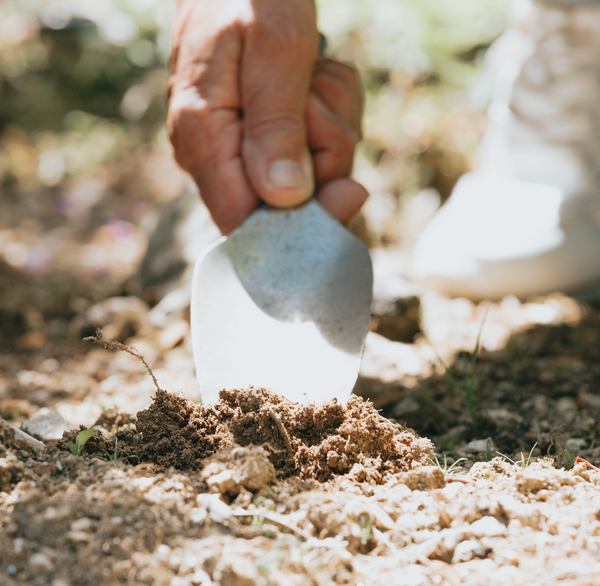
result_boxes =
[436,307,489,426]
[428,455,467,478]
[485,438,493,462]
[67,429,98,456]
[497,443,538,469]
[564,447,576,466]
[94,437,138,463]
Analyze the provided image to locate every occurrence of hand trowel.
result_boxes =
[191,199,373,404]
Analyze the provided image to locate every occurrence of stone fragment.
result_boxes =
[398,466,445,491]
[22,411,71,440]
[201,446,276,496]
[464,439,492,453]
[452,539,491,563]
[28,552,54,573]
[468,516,507,538]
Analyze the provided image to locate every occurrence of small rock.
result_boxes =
[22,411,71,441]
[70,517,93,532]
[484,408,523,427]
[468,516,507,538]
[469,458,515,480]
[393,397,420,416]
[196,494,232,523]
[556,397,578,423]
[28,552,54,573]
[464,439,492,454]
[579,392,600,410]
[452,539,491,563]
[565,438,587,452]
[398,466,445,491]
[201,446,276,496]
[66,530,92,543]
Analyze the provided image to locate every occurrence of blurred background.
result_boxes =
[0,0,510,338]
[5,0,562,424]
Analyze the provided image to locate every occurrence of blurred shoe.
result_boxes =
[411,0,600,300]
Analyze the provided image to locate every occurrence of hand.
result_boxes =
[168,0,367,233]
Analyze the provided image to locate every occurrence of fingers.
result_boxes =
[241,0,319,208]
[306,92,357,185]
[311,58,364,134]
[317,177,369,225]
[307,57,365,220]
[168,1,261,233]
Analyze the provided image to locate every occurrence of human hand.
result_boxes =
[168,0,367,234]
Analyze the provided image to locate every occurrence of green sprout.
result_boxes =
[68,429,99,456]
[497,443,538,469]
[564,447,576,466]
[428,455,467,478]
[433,307,489,426]
[94,437,138,463]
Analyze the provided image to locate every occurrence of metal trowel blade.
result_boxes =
[191,199,373,404]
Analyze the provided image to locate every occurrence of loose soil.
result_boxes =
[3,293,600,585]
[55,388,432,484]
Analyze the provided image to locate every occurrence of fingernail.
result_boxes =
[267,159,311,190]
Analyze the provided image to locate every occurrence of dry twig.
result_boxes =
[575,456,600,473]
[84,328,163,393]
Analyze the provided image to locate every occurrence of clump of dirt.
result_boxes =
[0,420,37,491]
[58,388,433,483]
[201,445,277,495]
[93,408,137,434]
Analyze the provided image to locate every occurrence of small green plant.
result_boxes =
[94,438,138,463]
[428,455,467,478]
[433,307,489,426]
[485,438,493,462]
[68,429,99,456]
[497,443,538,469]
[564,447,576,466]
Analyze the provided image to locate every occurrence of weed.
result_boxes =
[564,447,576,466]
[68,429,98,456]
[497,443,538,468]
[485,438,493,462]
[428,455,467,478]
[94,437,138,463]
[432,307,489,426]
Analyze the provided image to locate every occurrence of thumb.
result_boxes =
[241,18,318,208]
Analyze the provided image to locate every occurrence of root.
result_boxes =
[84,328,163,393]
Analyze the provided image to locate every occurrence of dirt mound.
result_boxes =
[59,388,433,483]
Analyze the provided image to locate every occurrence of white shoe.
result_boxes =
[411,0,600,300]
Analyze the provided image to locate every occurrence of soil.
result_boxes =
[3,269,600,585]
[54,388,432,484]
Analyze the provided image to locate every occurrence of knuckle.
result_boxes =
[245,111,304,139]
[167,89,214,169]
